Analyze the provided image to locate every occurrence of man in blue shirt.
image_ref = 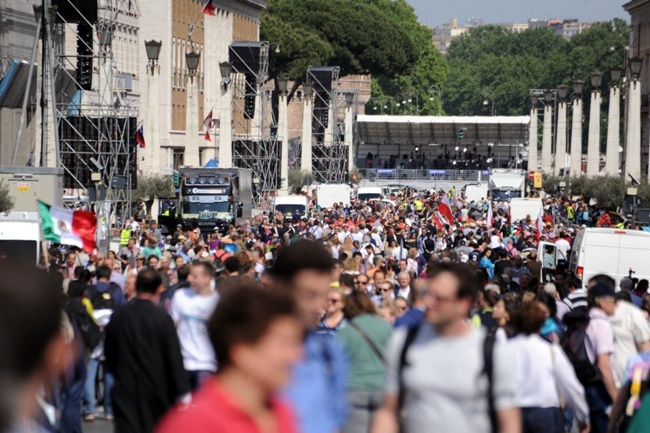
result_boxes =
[269,240,348,433]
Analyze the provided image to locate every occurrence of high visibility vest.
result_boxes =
[415,200,424,212]
[120,229,131,246]
[567,207,575,219]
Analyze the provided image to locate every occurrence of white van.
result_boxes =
[316,184,352,209]
[568,228,650,288]
[0,212,41,264]
[464,183,489,203]
[509,198,543,223]
[273,195,309,220]
[357,186,383,202]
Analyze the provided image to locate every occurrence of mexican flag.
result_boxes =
[37,200,97,252]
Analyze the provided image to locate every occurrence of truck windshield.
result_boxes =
[492,190,521,201]
[0,240,37,264]
[275,204,306,217]
[358,193,381,201]
[182,201,232,218]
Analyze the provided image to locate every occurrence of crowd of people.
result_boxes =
[2,185,650,433]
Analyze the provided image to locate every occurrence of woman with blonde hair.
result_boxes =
[342,236,354,258]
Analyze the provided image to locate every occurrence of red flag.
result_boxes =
[436,211,449,226]
[135,125,145,148]
[536,211,544,241]
[204,130,211,141]
[432,214,443,230]
[487,201,493,228]
[439,194,455,224]
[203,110,213,129]
[201,0,216,15]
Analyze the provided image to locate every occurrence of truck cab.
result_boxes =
[273,195,309,221]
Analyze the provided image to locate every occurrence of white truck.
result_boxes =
[316,184,352,209]
[464,183,489,203]
[569,228,650,288]
[357,186,383,202]
[0,212,41,264]
[488,169,526,201]
[273,195,309,220]
[509,198,543,223]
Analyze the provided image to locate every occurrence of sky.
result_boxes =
[408,0,628,28]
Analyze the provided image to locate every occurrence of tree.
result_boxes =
[0,180,15,213]
[288,169,312,194]
[133,174,174,217]
[262,0,420,101]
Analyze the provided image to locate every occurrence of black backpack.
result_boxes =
[87,282,121,310]
[397,325,497,433]
[66,299,103,351]
[561,309,602,385]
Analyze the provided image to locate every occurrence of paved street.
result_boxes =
[82,419,112,433]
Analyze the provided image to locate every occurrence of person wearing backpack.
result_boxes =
[83,265,125,422]
[87,265,126,310]
[371,262,520,433]
[562,282,618,433]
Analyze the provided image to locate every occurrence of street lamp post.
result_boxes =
[483,90,495,116]
[625,57,643,180]
[569,80,584,176]
[528,92,540,171]
[605,67,622,175]
[345,92,355,178]
[586,72,603,176]
[278,77,289,194]
[184,50,201,167]
[555,85,568,176]
[218,61,233,168]
[428,85,442,116]
[541,89,554,173]
[143,40,162,174]
[301,83,314,172]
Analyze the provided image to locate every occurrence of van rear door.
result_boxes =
[616,231,650,287]
[580,231,621,286]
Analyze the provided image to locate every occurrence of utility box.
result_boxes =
[0,167,64,212]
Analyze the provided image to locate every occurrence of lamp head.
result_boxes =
[572,79,584,96]
[557,84,568,100]
[345,92,354,106]
[630,57,643,78]
[303,82,313,98]
[543,89,554,102]
[609,66,623,84]
[277,77,289,94]
[219,61,232,80]
[590,72,603,89]
[185,51,200,74]
[144,40,162,62]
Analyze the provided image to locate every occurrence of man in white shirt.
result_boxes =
[394,272,413,304]
[372,262,520,433]
[609,295,650,386]
[554,232,571,258]
[169,261,220,391]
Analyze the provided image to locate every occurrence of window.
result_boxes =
[173,149,184,170]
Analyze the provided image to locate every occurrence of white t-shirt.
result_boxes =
[489,235,502,249]
[609,300,650,386]
[385,325,517,433]
[554,238,571,257]
[169,288,220,372]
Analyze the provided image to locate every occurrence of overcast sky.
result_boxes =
[408,0,628,28]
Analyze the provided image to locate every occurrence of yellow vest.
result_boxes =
[120,229,131,246]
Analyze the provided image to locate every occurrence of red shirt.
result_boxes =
[155,378,298,433]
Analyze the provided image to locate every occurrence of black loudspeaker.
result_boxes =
[77,23,93,90]
[52,0,98,23]
[229,42,262,74]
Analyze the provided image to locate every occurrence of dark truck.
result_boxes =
[159,168,253,235]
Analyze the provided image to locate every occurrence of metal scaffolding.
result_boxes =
[305,66,355,183]
[52,0,137,240]
[229,41,279,196]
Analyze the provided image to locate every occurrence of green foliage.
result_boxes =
[263,0,419,83]
[288,169,312,194]
[133,174,174,217]
[543,174,631,210]
[444,21,629,118]
[0,180,15,213]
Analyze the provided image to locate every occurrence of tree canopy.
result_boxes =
[443,19,629,117]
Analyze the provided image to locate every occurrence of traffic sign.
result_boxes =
[528,171,535,180]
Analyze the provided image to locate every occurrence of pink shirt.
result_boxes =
[586,308,616,378]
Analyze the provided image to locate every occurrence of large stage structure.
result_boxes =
[229,41,279,195]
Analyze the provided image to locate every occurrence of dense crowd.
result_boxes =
[2,185,650,433]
